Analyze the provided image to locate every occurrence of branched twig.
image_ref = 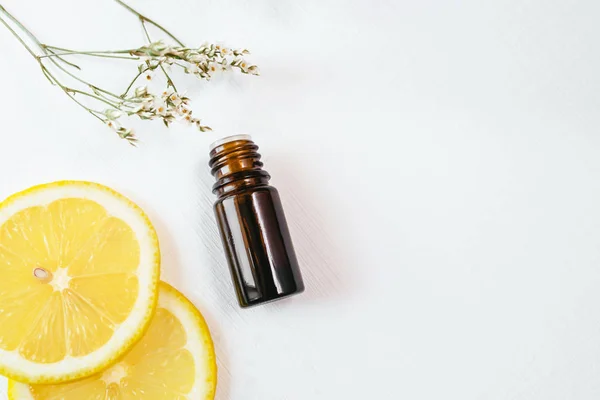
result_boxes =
[0,1,258,144]
[141,19,177,91]
[113,0,185,46]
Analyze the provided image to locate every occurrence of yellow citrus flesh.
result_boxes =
[9,282,218,400]
[0,182,160,383]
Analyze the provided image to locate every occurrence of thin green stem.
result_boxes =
[46,48,87,79]
[0,7,40,59]
[49,51,81,70]
[0,6,106,121]
[40,51,138,60]
[44,45,135,55]
[55,80,106,120]
[140,17,152,42]
[44,48,134,106]
[40,66,56,85]
[44,66,105,119]
[0,4,41,45]
[42,49,130,110]
[159,62,177,92]
[71,99,105,121]
[121,66,152,97]
[65,88,121,109]
[94,86,139,104]
[141,19,177,92]
[114,0,185,46]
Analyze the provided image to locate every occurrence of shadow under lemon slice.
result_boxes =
[0,181,160,383]
[9,282,217,400]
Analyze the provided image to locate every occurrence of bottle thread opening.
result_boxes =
[209,134,253,152]
[209,136,269,195]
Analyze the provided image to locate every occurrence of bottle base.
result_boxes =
[238,288,305,308]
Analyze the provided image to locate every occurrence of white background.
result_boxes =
[1,0,600,399]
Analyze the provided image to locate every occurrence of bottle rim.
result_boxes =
[209,134,253,152]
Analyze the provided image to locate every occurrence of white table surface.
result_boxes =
[1,0,600,399]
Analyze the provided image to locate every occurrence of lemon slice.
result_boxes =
[9,282,218,400]
[0,181,160,384]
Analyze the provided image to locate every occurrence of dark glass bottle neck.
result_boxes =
[209,138,271,197]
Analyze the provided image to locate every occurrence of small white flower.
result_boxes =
[169,93,182,106]
[238,60,249,72]
[220,60,232,72]
[176,104,191,115]
[220,47,231,57]
[182,114,195,125]
[153,100,169,116]
[207,62,220,75]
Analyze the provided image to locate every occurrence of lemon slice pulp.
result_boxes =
[9,282,217,399]
[0,181,160,383]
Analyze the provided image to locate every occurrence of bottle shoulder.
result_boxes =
[214,185,278,204]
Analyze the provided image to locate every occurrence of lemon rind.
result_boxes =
[8,282,217,400]
[0,181,160,384]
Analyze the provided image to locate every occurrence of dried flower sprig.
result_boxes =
[130,42,259,80]
[0,0,259,145]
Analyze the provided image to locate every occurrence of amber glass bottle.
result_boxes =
[209,135,305,307]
